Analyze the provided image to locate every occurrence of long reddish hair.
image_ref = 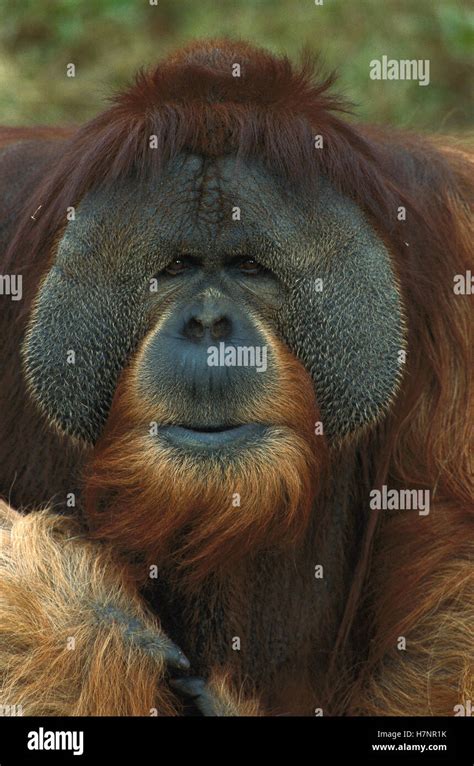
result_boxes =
[2,41,472,709]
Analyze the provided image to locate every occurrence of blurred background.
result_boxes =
[0,0,472,132]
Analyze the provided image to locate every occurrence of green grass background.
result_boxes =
[0,0,472,132]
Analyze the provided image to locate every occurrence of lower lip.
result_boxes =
[157,423,267,449]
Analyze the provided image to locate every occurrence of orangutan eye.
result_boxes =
[164,258,190,276]
[239,258,261,275]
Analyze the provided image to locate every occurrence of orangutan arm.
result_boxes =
[0,500,190,715]
[0,501,261,716]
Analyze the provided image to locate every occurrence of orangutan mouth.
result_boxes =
[158,423,267,449]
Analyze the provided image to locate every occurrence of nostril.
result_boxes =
[211,316,232,341]
[183,317,205,341]
[182,313,233,342]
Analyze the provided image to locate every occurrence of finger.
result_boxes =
[142,633,190,670]
[170,676,219,716]
[118,614,190,670]
[159,640,191,671]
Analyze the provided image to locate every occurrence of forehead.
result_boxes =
[57,152,387,288]
[69,153,305,263]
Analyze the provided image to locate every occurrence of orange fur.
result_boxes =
[0,500,179,715]
[348,503,474,715]
[85,334,327,589]
[205,671,262,716]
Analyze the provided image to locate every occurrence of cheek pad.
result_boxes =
[279,189,405,441]
[23,266,140,442]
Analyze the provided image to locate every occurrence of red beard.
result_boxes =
[84,337,327,589]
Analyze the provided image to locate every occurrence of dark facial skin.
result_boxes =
[24,152,404,445]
